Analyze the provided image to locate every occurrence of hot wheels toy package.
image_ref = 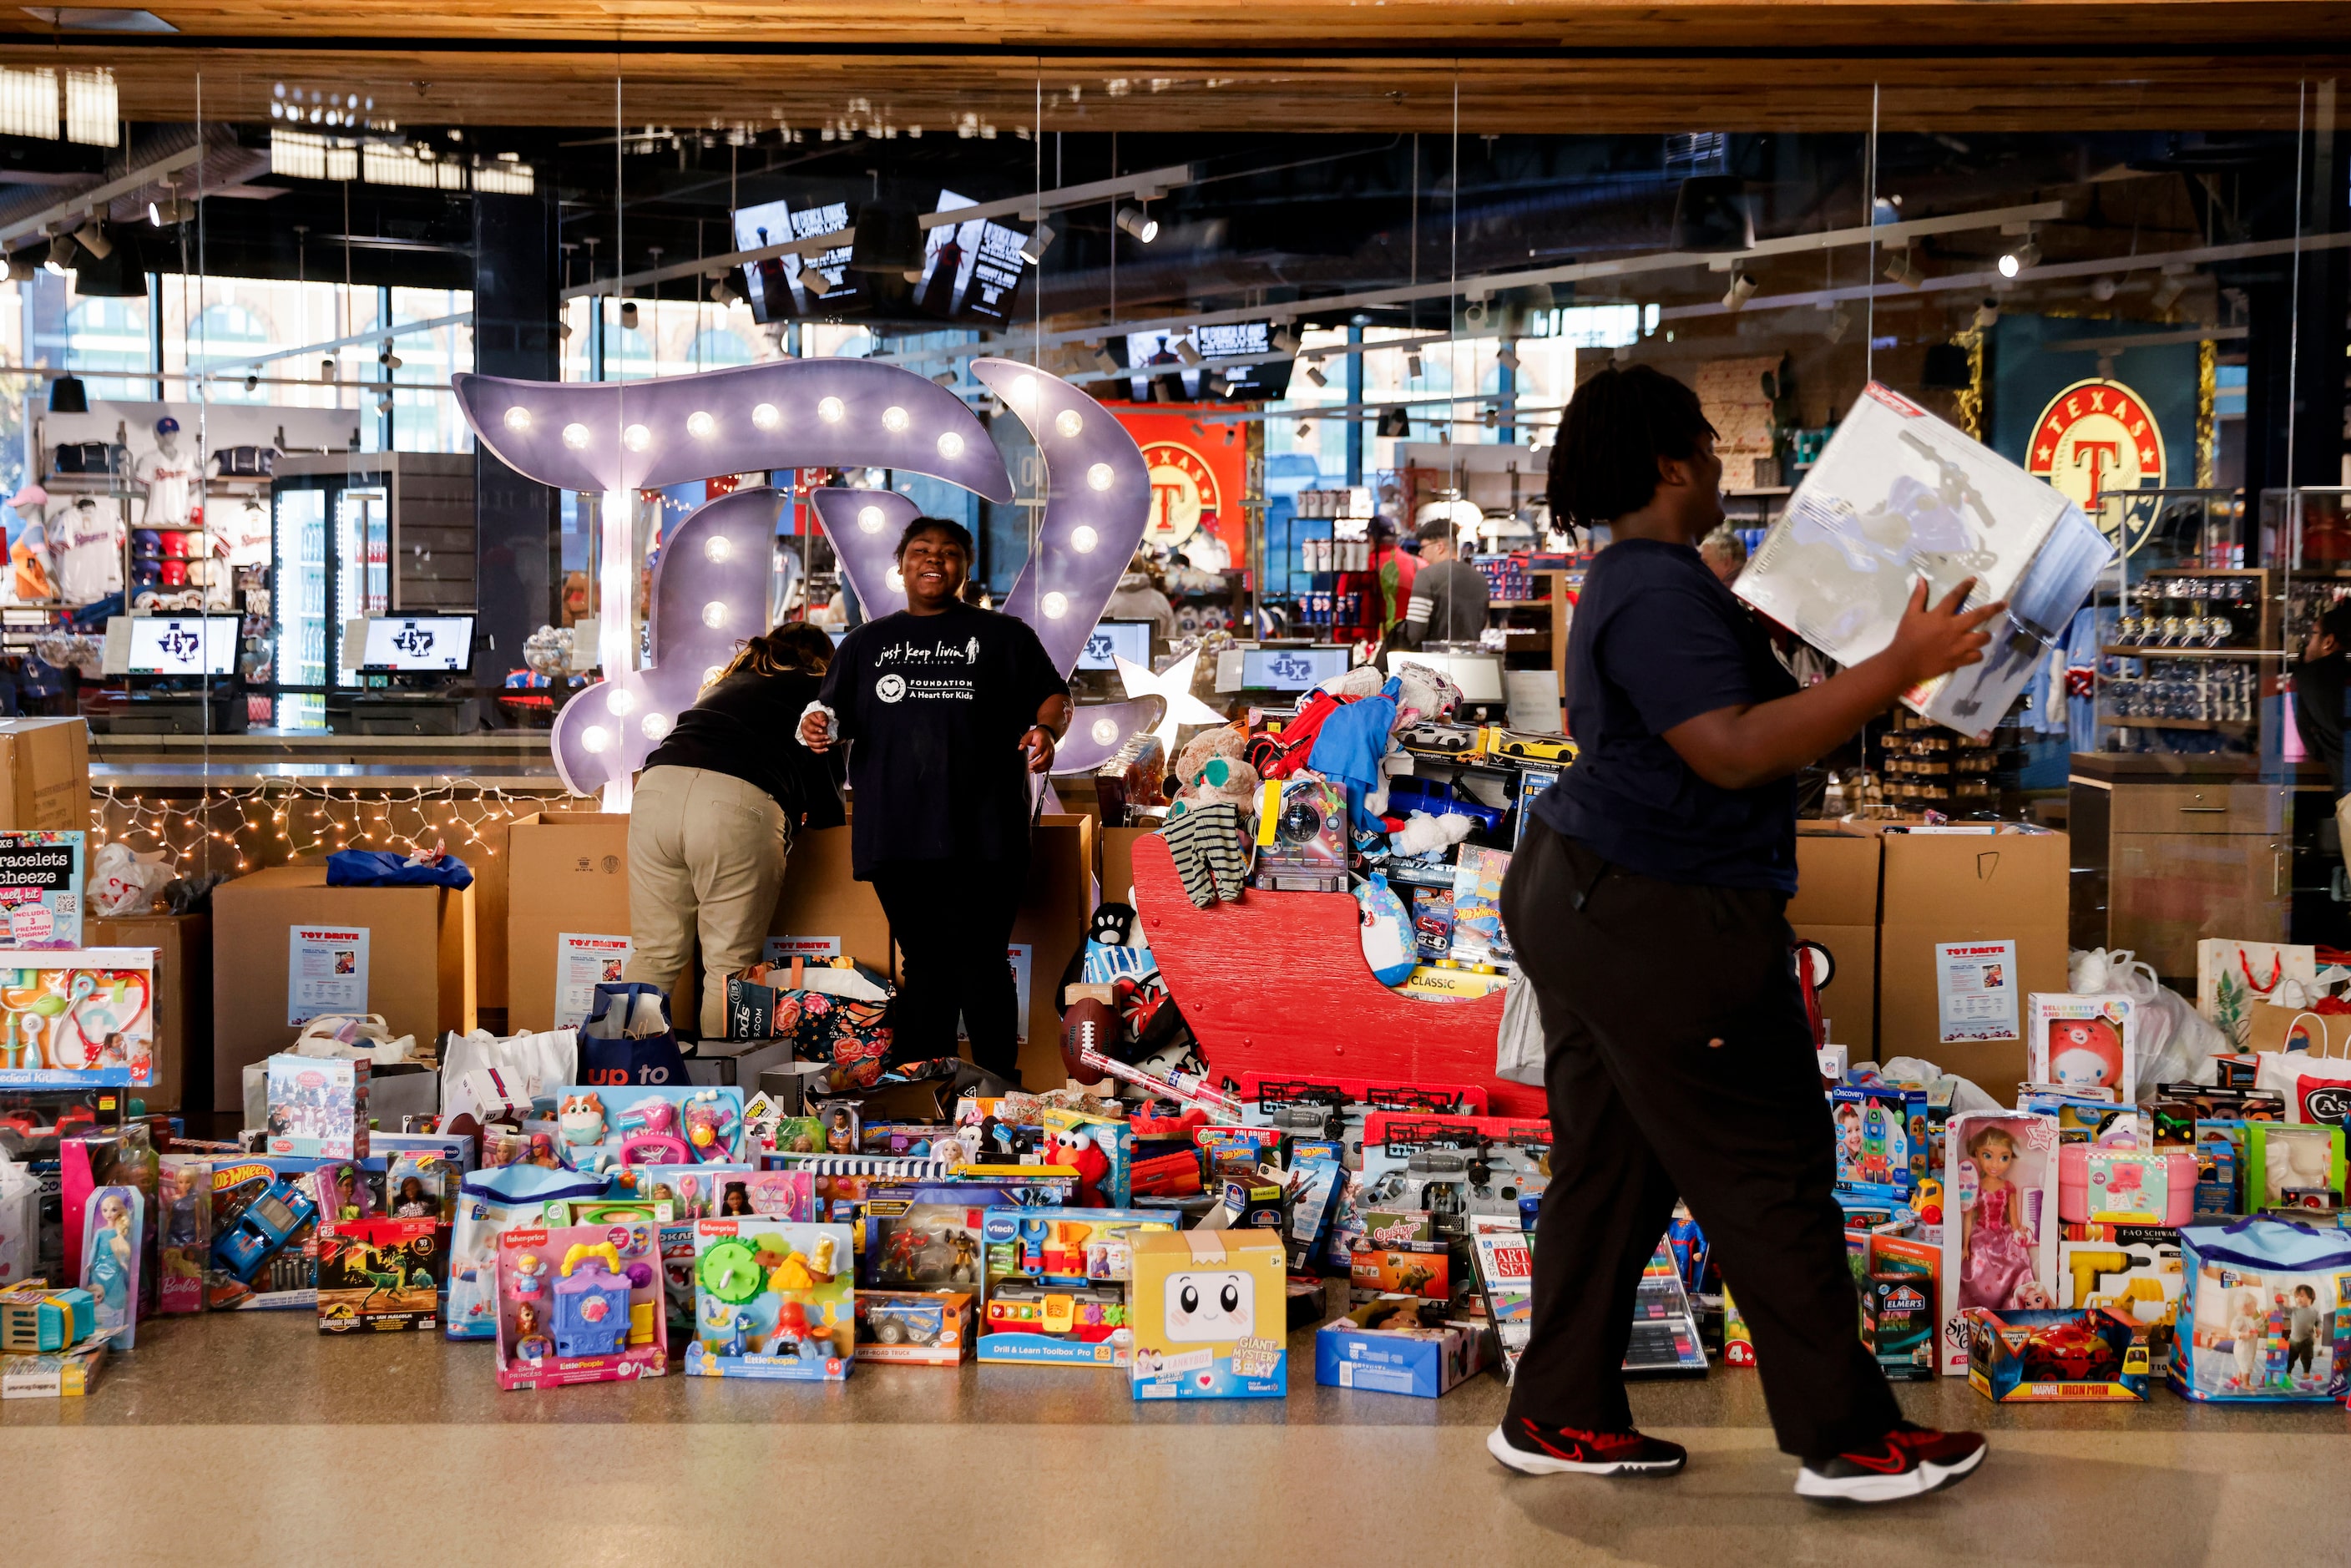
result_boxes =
[1737,382,2113,739]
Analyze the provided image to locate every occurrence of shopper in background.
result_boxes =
[1492,363,2003,1505]
[625,623,844,1041]
[797,516,1070,1085]
[2293,599,2351,862]
[1392,517,1488,648]
[1367,518,1418,637]
[1105,552,1177,643]
[1698,525,1747,587]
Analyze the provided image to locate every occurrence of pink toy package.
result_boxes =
[494,1222,668,1391]
[714,1169,817,1222]
[155,1154,214,1315]
[2056,1145,2198,1227]
[62,1125,159,1314]
[2026,993,2138,1098]
[1939,1111,2060,1376]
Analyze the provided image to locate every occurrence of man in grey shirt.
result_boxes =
[1393,517,1490,649]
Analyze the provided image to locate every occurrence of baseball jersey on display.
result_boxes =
[134,445,198,526]
[52,498,124,604]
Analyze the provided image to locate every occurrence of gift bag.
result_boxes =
[443,1162,608,1338]
[438,1026,578,1105]
[2197,941,2318,1050]
[2172,1219,2351,1402]
[1496,969,1546,1088]
[577,983,689,1086]
[2241,1014,2351,1124]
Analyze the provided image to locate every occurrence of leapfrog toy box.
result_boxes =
[493,1222,667,1391]
[977,1206,1172,1367]
[1129,1229,1287,1400]
[683,1216,853,1381]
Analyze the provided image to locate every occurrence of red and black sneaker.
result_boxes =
[1488,1419,1687,1477]
[1795,1422,1987,1505]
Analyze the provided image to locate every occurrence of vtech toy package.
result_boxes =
[1129,1229,1287,1400]
[978,1206,1173,1367]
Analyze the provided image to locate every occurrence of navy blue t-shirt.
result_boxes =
[1533,538,1802,893]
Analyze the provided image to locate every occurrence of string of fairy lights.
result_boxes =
[90,779,574,871]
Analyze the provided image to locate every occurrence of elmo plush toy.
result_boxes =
[1049,1129,1112,1207]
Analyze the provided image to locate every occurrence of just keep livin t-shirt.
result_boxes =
[817,602,1068,878]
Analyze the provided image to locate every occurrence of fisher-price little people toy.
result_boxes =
[551,1242,635,1357]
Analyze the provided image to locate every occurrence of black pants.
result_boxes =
[869,857,1026,1085]
[1500,822,1898,1463]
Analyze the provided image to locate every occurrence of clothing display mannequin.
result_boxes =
[134,416,198,529]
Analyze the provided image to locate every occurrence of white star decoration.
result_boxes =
[1115,650,1227,751]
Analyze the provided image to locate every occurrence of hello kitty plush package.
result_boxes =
[2026,993,2138,1100]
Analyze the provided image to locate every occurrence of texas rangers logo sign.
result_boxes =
[2027,378,2166,556]
[1139,439,1222,549]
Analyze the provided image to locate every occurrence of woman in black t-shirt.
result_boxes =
[1490,366,2004,1505]
[798,516,1069,1084]
[623,622,842,1040]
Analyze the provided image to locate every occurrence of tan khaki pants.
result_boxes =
[623,765,790,1039]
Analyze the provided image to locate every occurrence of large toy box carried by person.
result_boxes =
[1129,1228,1287,1400]
[2170,1219,2351,1403]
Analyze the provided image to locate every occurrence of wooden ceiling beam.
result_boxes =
[1,49,2335,134]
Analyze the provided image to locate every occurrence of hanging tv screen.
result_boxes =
[913,190,1033,329]
[733,196,859,321]
[1117,321,1293,402]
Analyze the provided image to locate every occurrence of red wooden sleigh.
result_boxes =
[1130,832,1540,1116]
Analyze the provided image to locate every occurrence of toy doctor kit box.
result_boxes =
[1736,382,2114,741]
[1129,1228,1287,1399]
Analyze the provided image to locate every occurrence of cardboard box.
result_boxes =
[1315,1308,1489,1396]
[1792,832,1881,1056]
[90,912,208,1115]
[1129,1228,1288,1399]
[0,1337,105,1397]
[210,865,475,1115]
[504,812,632,1034]
[1878,832,2069,1099]
[0,717,88,831]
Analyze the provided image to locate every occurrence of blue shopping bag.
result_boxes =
[576,982,689,1087]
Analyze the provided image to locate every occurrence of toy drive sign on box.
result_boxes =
[1737,382,2113,741]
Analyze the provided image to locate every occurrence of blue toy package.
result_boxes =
[1446,847,1513,968]
[684,1216,855,1381]
[1284,1156,1346,1271]
[1831,1083,1928,1196]
[2172,1220,2351,1403]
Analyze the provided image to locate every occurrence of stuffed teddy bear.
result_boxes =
[1390,809,1474,858]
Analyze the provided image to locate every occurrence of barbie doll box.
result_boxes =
[1737,382,2112,741]
[1939,1111,2060,1376]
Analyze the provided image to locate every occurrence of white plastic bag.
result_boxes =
[1878,1055,2003,1114]
[88,842,174,917]
[0,1151,38,1287]
[1496,969,1546,1087]
[294,1013,417,1066]
[2070,948,2222,1098]
[438,1027,578,1109]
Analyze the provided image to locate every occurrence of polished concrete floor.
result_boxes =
[7,1307,2347,1565]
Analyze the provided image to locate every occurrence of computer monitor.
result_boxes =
[111,615,240,677]
[1242,646,1352,692]
[1388,650,1508,705]
[1076,620,1154,671]
[359,615,474,674]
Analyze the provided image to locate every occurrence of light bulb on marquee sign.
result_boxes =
[452,357,1168,802]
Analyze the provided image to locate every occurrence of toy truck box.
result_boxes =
[1966,1305,2151,1402]
[853,1290,975,1366]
